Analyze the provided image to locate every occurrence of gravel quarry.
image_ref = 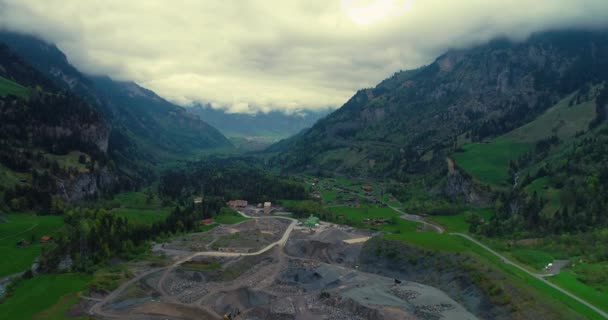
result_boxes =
[89,213,477,319]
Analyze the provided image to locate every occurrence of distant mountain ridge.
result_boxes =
[270,30,608,179]
[189,104,330,149]
[0,31,232,180]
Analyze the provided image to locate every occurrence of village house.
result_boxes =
[228,199,248,208]
[40,235,51,243]
[201,218,213,226]
[194,197,203,204]
[361,186,373,192]
[264,202,272,214]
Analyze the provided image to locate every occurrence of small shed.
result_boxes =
[201,218,213,225]
[362,186,373,192]
[303,215,320,228]
[40,235,51,243]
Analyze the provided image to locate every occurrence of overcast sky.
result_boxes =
[1,1,608,113]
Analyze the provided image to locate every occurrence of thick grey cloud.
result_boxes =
[1,0,607,113]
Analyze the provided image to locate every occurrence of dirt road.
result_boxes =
[90,214,297,319]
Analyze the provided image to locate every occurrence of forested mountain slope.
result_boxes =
[270,30,608,180]
[0,31,232,179]
[0,44,114,211]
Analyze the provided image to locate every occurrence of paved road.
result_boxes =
[451,233,608,319]
[388,205,445,234]
[318,179,607,317]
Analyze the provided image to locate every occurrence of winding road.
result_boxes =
[89,212,297,319]
[388,205,445,234]
[316,178,607,318]
[451,233,608,319]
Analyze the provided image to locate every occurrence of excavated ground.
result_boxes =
[161,218,290,254]
[94,220,477,320]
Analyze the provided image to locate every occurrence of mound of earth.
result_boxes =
[211,287,273,316]
[285,228,370,265]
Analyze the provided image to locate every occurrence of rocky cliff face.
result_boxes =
[0,43,115,204]
[59,167,114,202]
[440,158,490,204]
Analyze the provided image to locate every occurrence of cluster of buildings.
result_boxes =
[227,199,248,208]
[227,199,273,214]
[363,218,388,225]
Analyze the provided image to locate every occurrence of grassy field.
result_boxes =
[0,76,30,98]
[0,214,64,277]
[504,91,597,143]
[509,248,556,271]
[329,206,398,225]
[113,208,169,225]
[35,293,88,320]
[0,273,91,320]
[385,232,470,252]
[428,208,493,232]
[45,151,90,173]
[452,137,531,186]
[464,238,605,319]
[550,270,608,313]
[214,208,249,225]
[452,90,597,187]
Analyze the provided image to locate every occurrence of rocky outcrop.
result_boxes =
[59,167,115,202]
[441,158,491,205]
[358,237,582,320]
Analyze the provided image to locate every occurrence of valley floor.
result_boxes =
[2,181,608,319]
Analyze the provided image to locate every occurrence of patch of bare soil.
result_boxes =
[96,224,478,320]
[132,301,219,319]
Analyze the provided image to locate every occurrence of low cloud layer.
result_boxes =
[1,0,608,113]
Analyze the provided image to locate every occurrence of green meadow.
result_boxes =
[0,76,30,98]
[0,214,64,277]
[0,273,91,320]
[452,137,531,186]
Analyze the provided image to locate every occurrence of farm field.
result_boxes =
[428,208,493,232]
[0,273,91,320]
[0,214,64,277]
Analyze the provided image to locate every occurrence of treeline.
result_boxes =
[40,197,225,271]
[159,157,307,203]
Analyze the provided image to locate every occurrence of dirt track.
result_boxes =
[89,213,296,319]
[88,209,477,320]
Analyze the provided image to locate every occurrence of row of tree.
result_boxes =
[159,157,307,203]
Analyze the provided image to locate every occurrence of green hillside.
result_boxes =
[0,75,30,98]
[452,87,600,187]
